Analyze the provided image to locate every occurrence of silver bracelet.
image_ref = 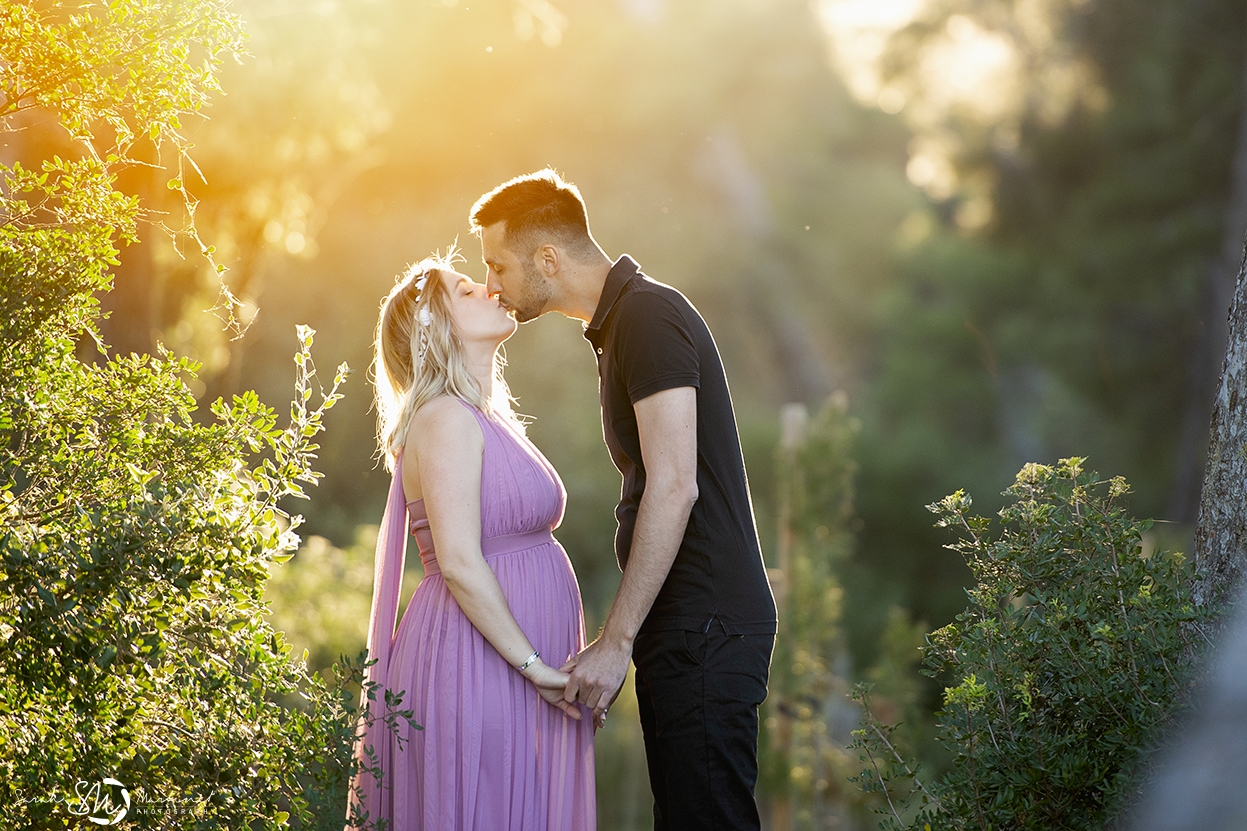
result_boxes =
[516,650,540,673]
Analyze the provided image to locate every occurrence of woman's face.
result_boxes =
[438,269,517,346]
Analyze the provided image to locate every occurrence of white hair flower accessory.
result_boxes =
[412,267,434,369]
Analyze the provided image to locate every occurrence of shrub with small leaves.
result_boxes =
[0,2,413,828]
[853,459,1212,831]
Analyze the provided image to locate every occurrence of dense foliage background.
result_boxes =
[6,0,1244,828]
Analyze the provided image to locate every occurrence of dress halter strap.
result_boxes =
[349,451,409,821]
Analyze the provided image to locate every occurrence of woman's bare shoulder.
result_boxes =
[406,396,482,449]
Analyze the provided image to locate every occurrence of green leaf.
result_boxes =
[96,645,118,670]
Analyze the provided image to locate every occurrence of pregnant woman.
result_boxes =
[347,254,596,830]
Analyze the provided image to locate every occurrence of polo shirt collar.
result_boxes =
[585,255,640,333]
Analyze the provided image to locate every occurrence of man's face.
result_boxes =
[481,222,552,323]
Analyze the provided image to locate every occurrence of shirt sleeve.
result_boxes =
[614,289,701,403]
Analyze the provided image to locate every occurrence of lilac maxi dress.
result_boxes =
[349,400,596,830]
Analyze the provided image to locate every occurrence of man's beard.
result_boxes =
[512,261,552,323]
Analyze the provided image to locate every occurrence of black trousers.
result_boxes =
[632,621,774,831]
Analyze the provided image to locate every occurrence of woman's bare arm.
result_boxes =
[407,397,580,719]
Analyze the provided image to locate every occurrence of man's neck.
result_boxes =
[555,252,614,323]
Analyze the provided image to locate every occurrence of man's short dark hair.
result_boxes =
[469,168,597,260]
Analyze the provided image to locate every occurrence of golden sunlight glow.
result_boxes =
[513,0,569,47]
[818,0,925,104]
[921,15,1018,121]
[905,138,957,200]
[819,1,1018,120]
[820,0,1109,208]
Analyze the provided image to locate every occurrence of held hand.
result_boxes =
[561,647,622,729]
[523,661,582,721]
[561,654,614,726]
[589,681,624,730]
[561,653,625,729]
[562,638,630,722]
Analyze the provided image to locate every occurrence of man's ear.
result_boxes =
[536,243,561,277]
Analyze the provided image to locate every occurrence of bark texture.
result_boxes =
[1192,233,1247,614]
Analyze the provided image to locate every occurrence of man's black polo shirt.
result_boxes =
[584,255,777,636]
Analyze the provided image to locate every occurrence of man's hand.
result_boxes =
[562,638,630,724]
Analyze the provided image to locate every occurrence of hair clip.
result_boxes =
[405,264,434,370]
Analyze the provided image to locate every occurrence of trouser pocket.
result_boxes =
[682,629,707,666]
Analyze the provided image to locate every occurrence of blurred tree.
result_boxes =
[175,0,392,402]
[1128,579,1247,830]
[1171,13,1247,525]
[88,0,392,403]
[264,532,375,679]
[760,396,874,830]
[848,0,1247,643]
[264,526,432,681]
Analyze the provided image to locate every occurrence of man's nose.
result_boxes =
[486,271,501,296]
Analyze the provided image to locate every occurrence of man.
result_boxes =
[470,169,777,830]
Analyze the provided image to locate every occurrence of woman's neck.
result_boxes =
[463,343,498,405]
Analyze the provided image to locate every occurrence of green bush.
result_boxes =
[852,458,1211,830]
[0,2,411,827]
[0,291,404,829]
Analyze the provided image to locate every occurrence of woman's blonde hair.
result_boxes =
[373,252,516,469]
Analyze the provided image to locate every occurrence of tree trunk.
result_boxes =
[1191,233,1247,617]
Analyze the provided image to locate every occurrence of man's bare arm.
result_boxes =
[563,385,698,716]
